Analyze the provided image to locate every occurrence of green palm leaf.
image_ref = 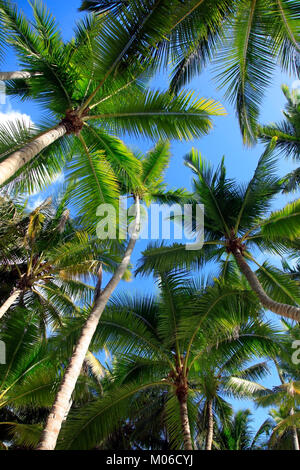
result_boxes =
[259,199,300,240]
[59,380,168,450]
[89,89,225,140]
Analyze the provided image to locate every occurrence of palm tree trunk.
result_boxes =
[0,289,22,319]
[292,427,300,450]
[233,249,300,322]
[0,125,67,186]
[0,71,41,80]
[178,393,193,450]
[36,197,141,451]
[205,399,214,450]
[290,408,300,450]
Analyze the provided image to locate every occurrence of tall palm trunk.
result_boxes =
[178,392,193,450]
[233,249,300,322]
[0,289,22,319]
[36,198,141,451]
[0,125,66,186]
[205,399,214,450]
[292,427,300,451]
[290,408,300,451]
[0,71,41,80]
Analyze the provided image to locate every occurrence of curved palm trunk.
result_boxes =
[0,125,66,186]
[0,289,22,319]
[36,198,141,451]
[233,249,300,322]
[178,394,193,450]
[0,71,41,80]
[205,399,214,450]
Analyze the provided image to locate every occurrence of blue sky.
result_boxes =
[1,0,299,434]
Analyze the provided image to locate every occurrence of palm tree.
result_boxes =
[0,0,224,189]
[0,194,117,329]
[259,84,300,192]
[137,143,300,322]
[56,271,279,450]
[36,140,189,450]
[80,0,300,143]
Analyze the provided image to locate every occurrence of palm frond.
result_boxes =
[59,380,167,450]
[90,89,225,141]
[215,0,275,144]
[259,198,300,240]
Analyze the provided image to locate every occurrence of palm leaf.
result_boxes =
[215,0,275,144]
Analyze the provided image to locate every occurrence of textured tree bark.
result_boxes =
[178,394,193,450]
[0,125,67,186]
[36,198,141,451]
[205,399,214,450]
[233,249,300,322]
[0,289,22,319]
[0,71,41,80]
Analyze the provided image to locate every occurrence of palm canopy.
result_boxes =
[136,142,300,321]
[259,84,300,192]
[0,192,124,331]
[80,0,300,144]
[57,270,280,450]
[0,0,224,192]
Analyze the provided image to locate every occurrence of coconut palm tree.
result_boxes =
[0,194,120,329]
[80,0,300,143]
[215,409,270,450]
[0,0,224,189]
[259,84,300,192]
[192,351,271,450]
[137,142,300,322]
[265,406,300,450]
[56,271,279,450]
[36,140,191,450]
